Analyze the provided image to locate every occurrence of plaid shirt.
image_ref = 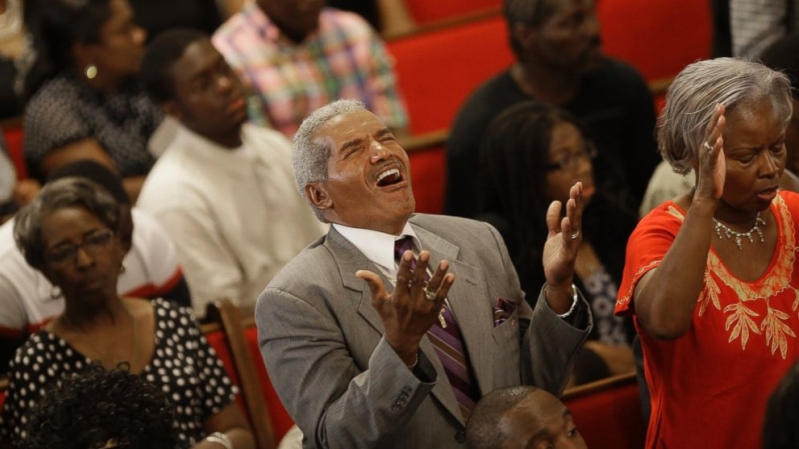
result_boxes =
[730,0,799,58]
[213,4,409,138]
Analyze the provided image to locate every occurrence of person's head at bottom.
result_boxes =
[466,385,587,449]
[23,363,180,449]
[763,361,799,449]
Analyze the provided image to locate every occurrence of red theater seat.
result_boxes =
[387,15,514,135]
[1,118,27,179]
[244,326,296,443]
[562,373,647,449]
[597,0,712,82]
[403,0,500,26]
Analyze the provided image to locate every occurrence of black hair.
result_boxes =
[139,28,207,103]
[47,160,130,205]
[38,0,114,75]
[503,0,554,58]
[477,101,637,312]
[466,386,539,449]
[760,33,799,98]
[23,363,181,449]
[763,362,799,449]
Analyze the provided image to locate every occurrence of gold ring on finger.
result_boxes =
[703,141,713,151]
[423,288,437,301]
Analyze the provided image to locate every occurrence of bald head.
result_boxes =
[467,386,587,449]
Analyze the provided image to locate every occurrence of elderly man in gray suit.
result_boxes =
[255,99,592,448]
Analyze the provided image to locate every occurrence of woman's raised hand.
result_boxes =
[695,103,726,203]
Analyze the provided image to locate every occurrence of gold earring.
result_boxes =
[85,65,97,79]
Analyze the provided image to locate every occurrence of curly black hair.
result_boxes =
[23,363,182,449]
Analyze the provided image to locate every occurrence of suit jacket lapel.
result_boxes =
[325,227,388,335]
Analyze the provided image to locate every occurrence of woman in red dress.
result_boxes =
[615,57,799,448]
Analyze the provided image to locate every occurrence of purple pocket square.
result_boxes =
[493,297,517,327]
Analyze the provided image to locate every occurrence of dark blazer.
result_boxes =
[255,214,592,448]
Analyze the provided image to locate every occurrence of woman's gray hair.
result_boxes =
[659,57,794,174]
[292,99,368,221]
[14,177,119,271]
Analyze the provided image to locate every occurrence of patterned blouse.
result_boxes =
[0,298,237,448]
[23,74,162,179]
[616,191,799,449]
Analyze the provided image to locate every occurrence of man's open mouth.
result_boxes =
[376,168,403,187]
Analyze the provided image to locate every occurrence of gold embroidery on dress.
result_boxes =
[669,197,797,359]
[706,195,796,358]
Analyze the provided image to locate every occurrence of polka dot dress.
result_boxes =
[23,74,162,178]
[0,299,236,447]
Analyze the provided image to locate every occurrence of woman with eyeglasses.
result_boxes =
[0,178,255,449]
[477,101,638,385]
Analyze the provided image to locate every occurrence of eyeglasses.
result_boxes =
[46,229,115,267]
[544,144,598,173]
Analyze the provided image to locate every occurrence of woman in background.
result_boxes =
[23,0,161,203]
[478,101,637,384]
[0,177,254,449]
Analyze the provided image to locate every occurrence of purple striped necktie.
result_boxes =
[393,236,479,420]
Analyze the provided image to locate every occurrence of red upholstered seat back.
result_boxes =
[205,329,250,421]
[563,376,647,449]
[2,123,27,179]
[244,326,295,442]
[409,146,446,214]
[387,15,515,135]
[597,0,712,82]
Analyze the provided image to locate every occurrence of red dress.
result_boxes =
[616,191,799,449]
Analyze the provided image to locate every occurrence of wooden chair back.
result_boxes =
[204,301,277,449]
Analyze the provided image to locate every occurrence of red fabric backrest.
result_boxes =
[205,329,250,422]
[403,0,500,25]
[387,15,514,135]
[2,124,27,179]
[408,146,446,214]
[244,326,295,442]
[0,388,5,411]
[597,0,712,82]
[563,380,647,449]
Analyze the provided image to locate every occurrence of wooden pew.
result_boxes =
[203,301,277,449]
[208,306,295,446]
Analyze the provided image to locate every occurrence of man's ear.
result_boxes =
[306,182,333,211]
[512,23,536,50]
[163,100,182,121]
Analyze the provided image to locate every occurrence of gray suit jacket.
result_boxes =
[255,214,591,448]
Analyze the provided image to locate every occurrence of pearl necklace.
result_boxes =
[713,212,766,250]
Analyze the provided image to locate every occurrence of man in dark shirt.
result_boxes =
[446,0,659,217]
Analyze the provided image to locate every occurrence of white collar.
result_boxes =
[332,221,421,272]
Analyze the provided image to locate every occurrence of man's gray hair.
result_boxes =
[659,57,793,175]
[292,99,368,221]
[503,0,552,58]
